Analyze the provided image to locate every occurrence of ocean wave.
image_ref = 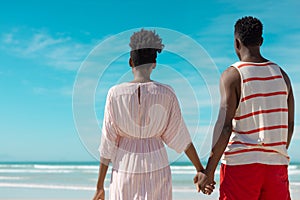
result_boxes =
[171,170,199,174]
[0,183,96,191]
[170,166,195,170]
[0,176,26,180]
[0,164,33,168]
[0,169,75,173]
[289,170,300,175]
[290,182,300,186]
[33,165,98,170]
[172,187,195,192]
[288,165,298,170]
[0,164,298,176]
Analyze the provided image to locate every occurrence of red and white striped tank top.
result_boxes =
[221,61,290,165]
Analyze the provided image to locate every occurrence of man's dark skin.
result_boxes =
[200,32,295,188]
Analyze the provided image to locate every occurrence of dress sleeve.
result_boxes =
[98,89,118,166]
[162,93,192,153]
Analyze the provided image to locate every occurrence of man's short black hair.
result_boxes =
[129,29,164,67]
[234,16,263,46]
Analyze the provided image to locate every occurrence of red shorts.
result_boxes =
[219,163,290,200]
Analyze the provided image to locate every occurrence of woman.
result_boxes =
[93,29,208,200]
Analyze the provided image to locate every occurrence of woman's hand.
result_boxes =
[94,163,108,200]
[193,171,207,193]
[92,187,105,200]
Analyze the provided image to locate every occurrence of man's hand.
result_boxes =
[204,173,216,195]
[92,187,105,200]
[194,171,215,195]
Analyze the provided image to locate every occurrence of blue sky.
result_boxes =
[0,0,299,162]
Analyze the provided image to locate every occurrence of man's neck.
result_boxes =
[239,47,268,63]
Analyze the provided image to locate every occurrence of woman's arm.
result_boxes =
[93,161,109,200]
[93,89,117,199]
[185,143,204,172]
[96,161,109,189]
[185,143,214,194]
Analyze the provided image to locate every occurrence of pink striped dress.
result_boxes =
[222,61,290,165]
[99,81,192,200]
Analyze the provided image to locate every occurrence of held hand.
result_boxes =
[203,174,216,195]
[193,171,207,193]
[194,172,216,195]
[92,187,105,200]
[203,181,216,195]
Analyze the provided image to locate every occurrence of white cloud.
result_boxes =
[0,28,96,71]
[25,33,69,54]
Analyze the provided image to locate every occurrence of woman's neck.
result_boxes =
[131,77,152,83]
[131,68,152,83]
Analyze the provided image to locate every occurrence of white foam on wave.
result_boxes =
[172,170,198,174]
[288,165,300,175]
[0,164,32,168]
[33,165,98,170]
[0,183,100,191]
[288,165,298,170]
[0,169,74,173]
[290,182,300,186]
[170,166,195,170]
[288,170,300,175]
[0,176,26,180]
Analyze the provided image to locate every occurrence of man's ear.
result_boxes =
[129,58,134,67]
[259,37,264,46]
[235,38,241,50]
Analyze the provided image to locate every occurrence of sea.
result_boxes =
[0,162,299,200]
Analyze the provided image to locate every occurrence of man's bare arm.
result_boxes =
[205,67,240,178]
[280,68,295,149]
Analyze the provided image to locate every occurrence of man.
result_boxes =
[204,16,294,199]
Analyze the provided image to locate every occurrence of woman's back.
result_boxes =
[101,81,191,174]
[110,81,175,138]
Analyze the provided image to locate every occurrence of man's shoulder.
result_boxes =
[278,68,292,93]
[222,66,241,84]
[230,61,243,69]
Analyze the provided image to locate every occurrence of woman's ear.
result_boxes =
[129,58,134,67]
[152,62,156,69]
